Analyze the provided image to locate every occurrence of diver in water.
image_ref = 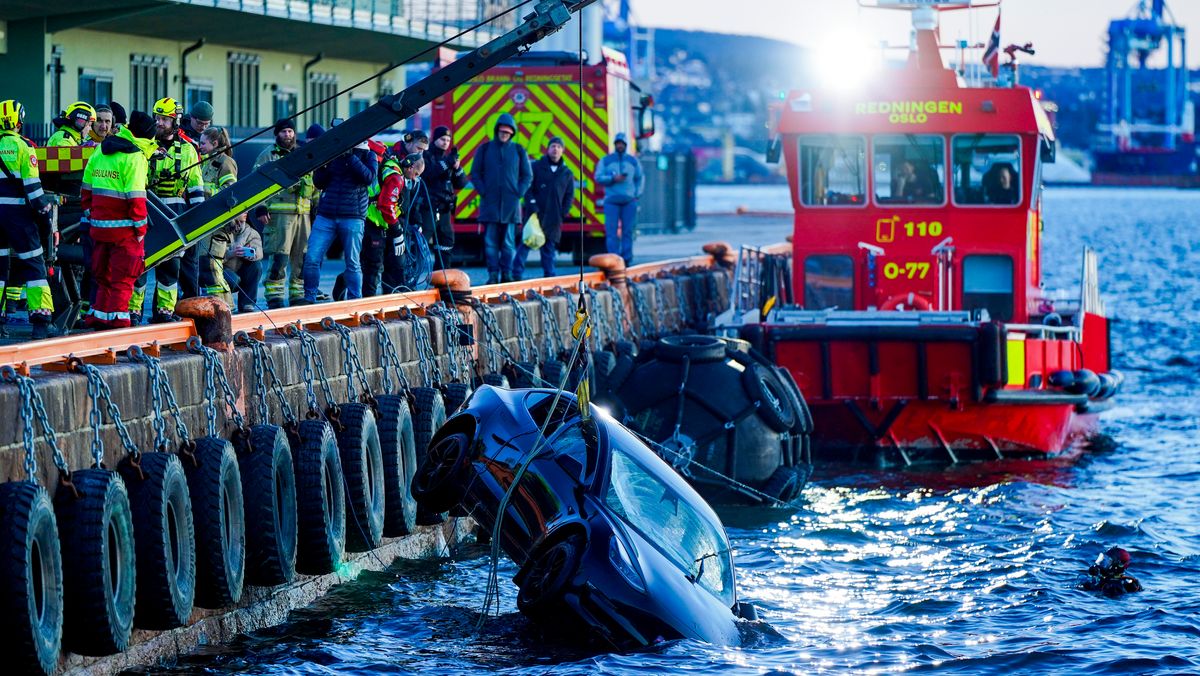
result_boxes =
[1082,546,1143,598]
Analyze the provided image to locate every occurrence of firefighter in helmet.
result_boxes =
[130,96,204,323]
[0,100,57,339]
[47,101,96,147]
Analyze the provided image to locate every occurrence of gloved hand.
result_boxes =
[388,227,404,257]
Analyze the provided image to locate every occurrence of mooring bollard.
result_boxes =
[176,297,234,352]
[588,253,627,288]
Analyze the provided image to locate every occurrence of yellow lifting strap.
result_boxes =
[571,301,592,419]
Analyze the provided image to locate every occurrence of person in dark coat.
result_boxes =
[303,140,377,302]
[470,112,532,284]
[514,137,575,280]
[422,125,468,263]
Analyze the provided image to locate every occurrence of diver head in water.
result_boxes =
[1083,546,1143,597]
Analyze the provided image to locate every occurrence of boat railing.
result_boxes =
[1002,323,1082,341]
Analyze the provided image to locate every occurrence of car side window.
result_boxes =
[550,418,598,482]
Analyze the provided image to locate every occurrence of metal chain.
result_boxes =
[530,291,566,360]
[469,298,512,373]
[129,348,171,451]
[2,368,70,481]
[325,320,374,403]
[426,307,460,382]
[674,275,692,329]
[608,286,631,341]
[365,315,411,395]
[81,364,141,465]
[431,303,475,383]
[586,286,611,346]
[411,313,445,387]
[154,356,194,447]
[195,342,248,431]
[294,327,338,412]
[505,295,538,362]
[236,333,298,427]
[652,277,679,333]
[628,283,656,341]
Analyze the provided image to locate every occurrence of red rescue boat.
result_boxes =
[723,1,1118,465]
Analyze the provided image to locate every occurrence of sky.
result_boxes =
[632,0,1200,68]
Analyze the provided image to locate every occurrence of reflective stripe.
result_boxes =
[15,247,44,260]
[26,280,50,288]
[22,178,39,186]
[91,187,147,200]
[89,308,131,321]
[26,188,44,200]
[158,283,178,293]
[0,197,25,205]
[90,217,148,229]
[0,249,10,256]
[159,196,186,205]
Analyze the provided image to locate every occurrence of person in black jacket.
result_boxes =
[514,137,575,280]
[470,113,532,284]
[422,125,468,265]
[302,139,377,303]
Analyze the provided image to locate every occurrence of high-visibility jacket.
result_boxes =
[148,136,204,210]
[367,158,402,229]
[46,125,83,147]
[0,131,55,317]
[80,127,156,242]
[0,130,48,210]
[253,144,312,214]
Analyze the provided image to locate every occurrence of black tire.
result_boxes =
[742,363,797,433]
[591,351,616,397]
[761,466,804,504]
[375,394,417,537]
[411,387,448,525]
[184,437,245,608]
[509,361,541,389]
[55,468,135,656]
[238,425,298,586]
[411,431,472,514]
[614,340,638,359]
[0,482,63,674]
[607,354,636,393]
[335,403,385,552]
[443,382,474,415]
[656,334,728,364]
[540,360,566,388]
[118,452,195,629]
[773,365,813,436]
[517,533,584,621]
[289,420,346,575]
[482,372,509,388]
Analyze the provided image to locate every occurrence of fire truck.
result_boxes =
[431,46,654,263]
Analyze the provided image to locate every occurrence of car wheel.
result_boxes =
[517,533,584,621]
[411,432,471,514]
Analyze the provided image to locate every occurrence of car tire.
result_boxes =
[482,372,509,388]
[289,420,346,575]
[517,532,585,622]
[656,334,728,364]
[411,431,472,514]
[1,481,63,674]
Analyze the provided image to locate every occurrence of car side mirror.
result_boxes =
[636,107,655,140]
[765,136,782,165]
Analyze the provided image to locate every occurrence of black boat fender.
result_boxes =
[335,403,386,552]
[411,386,449,525]
[741,362,798,434]
[761,465,805,504]
[375,394,418,537]
[185,437,246,608]
[55,469,136,655]
[656,334,728,364]
[1048,369,1076,389]
[540,359,566,388]
[1066,369,1101,397]
[236,425,298,586]
[289,419,346,575]
[1,481,63,674]
[118,451,195,629]
[482,372,510,388]
[443,381,474,415]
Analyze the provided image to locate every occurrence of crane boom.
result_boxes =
[143,0,594,269]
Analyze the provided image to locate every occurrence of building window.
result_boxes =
[873,134,946,206]
[78,69,113,106]
[228,52,261,128]
[951,134,1022,206]
[308,72,338,128]
[185,80,214,112]
[804,255,855,310]
[349,97,371,116]
[130,54,169,113]
[50,46,64,115]
[273,88,298,123]
[798,135,866,207]
[962,255,1014,321]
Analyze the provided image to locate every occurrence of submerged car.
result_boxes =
[412,385,753,647]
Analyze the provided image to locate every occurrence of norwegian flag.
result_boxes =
[983,12,1001,78]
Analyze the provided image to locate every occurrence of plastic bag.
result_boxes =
[522,212,546,250]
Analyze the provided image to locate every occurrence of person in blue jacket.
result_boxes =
[303,134,377,302]
[470,113,532,284]
[596,132,644,266]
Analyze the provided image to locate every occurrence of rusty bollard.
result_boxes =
[175,296,233,352]
[702,241,737,269]
[588,253,627,289]
[431,269,473,310]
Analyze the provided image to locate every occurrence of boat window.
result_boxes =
[952,135,1021,206]
[873,134,946,205]
[798,135,867,206]
[605,446,735,605]
[962,255,1014,321]
[804,255,855,310]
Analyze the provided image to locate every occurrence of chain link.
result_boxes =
[192,340,248,432]
[365,315,411,395]
[293,327,338,413]
[529,291,567,360]
[154,357,194,448]
[81,363,141,466]
[129,348,170,451]
[651,277,680,334]
[3,368,70,481]
[608,286,631,342]
[629,282,657,340]
[504,295,538,363]
[469,298,512,373]
[407,312,444,387]
[325,320,374,403]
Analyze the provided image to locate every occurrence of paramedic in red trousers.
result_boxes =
[596,132,643,266]
[80,112,158,330]
[514,136,575,280]
[422,125,468,266]
[470,113,532,284]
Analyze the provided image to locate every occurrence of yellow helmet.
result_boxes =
[152,97,181,119]
[64,101,97,125]
[0,100,25,131]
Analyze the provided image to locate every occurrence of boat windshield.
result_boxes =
[604,445,735,605]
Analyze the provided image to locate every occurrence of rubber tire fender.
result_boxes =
[375,394,418,537]
[55,468,135,656]
[656,334,728,364]
[482,372,509,388]
[507,361,542,389]
[289,419,346,575]
[411,431,473,514]
[540,360,566,388]
[185,437,245,608]
[773,365,813,436]
[410,387,448,525]
[742,362,798,433]
[0,481,63,674]
[517,532,585,622]
[761,465,804,504]
[238,425,298,586]
[591,350,616,397]
[118,452,195,629]
[443,382,474,416]
[613,340,638,359]
[335,403,386,552]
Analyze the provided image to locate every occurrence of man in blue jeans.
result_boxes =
[304,138,377,303]
[470,113,532,284]
[596,132,644,266]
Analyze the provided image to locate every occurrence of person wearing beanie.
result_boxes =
[596,131,644,266]
[305,123,325,143]
[421,125,468,264]
[514,136,575,280]
[470,112,531,284]
[109,101,128,127]
[79,111,158,329]
[181,100,214,141]
[253,117,313,307]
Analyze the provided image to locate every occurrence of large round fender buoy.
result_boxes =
[118,452,195,629]
[185,437,245,608]
[335,403,385,552]
[656,334,728,364]
[410,387,448,525]
[375,394,418,537]
[55,469,136,656]
[289,420,346,575]
[741,363,798,433]
[1,481,63,674]
[880,293,932,312]
[237,425,298,586]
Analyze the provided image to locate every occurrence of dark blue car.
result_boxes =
[412,385,750,647]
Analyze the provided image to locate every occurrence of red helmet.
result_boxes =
[1106,547,1132,568]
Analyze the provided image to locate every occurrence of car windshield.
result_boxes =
[604,446,735,605]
